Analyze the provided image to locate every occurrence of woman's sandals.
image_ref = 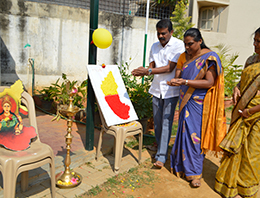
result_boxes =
[190,179,201,188]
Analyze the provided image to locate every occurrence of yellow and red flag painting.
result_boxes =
[101,71,130,119]
[87,65,138,126]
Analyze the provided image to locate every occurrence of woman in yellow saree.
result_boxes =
[215,27,260,198]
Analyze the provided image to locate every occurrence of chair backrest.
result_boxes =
[21,91,39,138]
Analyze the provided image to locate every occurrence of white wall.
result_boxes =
[0,0,159,92]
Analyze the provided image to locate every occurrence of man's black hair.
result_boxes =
[156,19,173,32]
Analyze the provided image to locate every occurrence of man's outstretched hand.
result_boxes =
[132,67,148,76]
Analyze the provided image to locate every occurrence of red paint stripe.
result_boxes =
[105,94,130,119]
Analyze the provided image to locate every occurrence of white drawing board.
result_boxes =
[86,65,138,126]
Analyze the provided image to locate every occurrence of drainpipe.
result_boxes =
[24,43,34,95]
[29,58,35,96]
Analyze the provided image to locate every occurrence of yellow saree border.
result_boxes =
[201,55,226,154]
[215,175,259,197]
[171,169,202,181]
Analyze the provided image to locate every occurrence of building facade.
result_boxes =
[189,0,260,66]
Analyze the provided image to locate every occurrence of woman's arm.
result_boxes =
[175,69,182,78]
[166,68,182,86]
[184,67,216,89]
[239,104,260,118]
[168,65,217,89]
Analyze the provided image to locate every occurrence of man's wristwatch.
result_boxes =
[148,68,152,75]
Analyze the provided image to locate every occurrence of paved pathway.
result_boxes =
[0,110,150,198]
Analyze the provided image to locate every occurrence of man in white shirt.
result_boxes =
[132,19,185,168]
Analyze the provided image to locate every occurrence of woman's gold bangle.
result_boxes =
[247,109,252,116]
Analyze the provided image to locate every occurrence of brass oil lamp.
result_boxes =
[55,82,82,188]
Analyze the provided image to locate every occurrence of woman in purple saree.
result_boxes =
[168,28,226,188]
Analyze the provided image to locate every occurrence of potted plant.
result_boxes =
[119,62,153,132]
[35,73,88,120]
[33,85,57,113]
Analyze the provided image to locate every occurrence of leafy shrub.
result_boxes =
[37,73,87,108]
[213,44,243,97]
[119,62,153,120]
[170,0,194,40]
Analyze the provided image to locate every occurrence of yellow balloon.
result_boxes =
[92,28,113,49]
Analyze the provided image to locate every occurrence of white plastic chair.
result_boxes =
[0,89,56,198]
[96,102,143,174]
